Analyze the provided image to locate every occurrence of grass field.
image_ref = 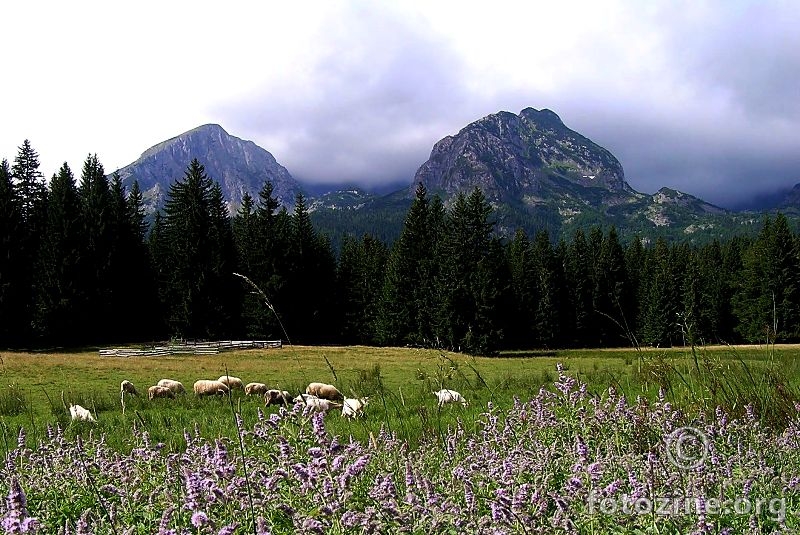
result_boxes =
[1,343,799,454]
[2,343,799,533]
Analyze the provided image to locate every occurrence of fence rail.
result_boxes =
[99,340,282,357]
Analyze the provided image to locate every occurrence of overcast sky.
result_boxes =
[3,0,799,208]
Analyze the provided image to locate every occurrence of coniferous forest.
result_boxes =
[2,143,800,354]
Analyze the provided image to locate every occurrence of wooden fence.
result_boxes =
[99,340,282,357]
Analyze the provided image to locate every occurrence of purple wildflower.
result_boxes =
[1,478,38,534]
[217,523,239,535]
[255,516,272,535]
[300,517,325,534]
[191,511,209,528]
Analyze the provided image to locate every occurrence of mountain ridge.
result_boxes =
[109,110,800,245]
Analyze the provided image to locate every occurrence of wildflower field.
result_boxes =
[1,345,799,533]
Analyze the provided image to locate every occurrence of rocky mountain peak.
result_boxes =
[412,108,632,208]
[115,124,301,213]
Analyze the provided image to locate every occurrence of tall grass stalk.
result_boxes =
[233,272,292,345]
[224,366,256,535]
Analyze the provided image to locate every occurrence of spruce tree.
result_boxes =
[33,163,82,343]
[377,183,440,346]
[248,182,293,340]
[77,154,114,343]
[734,214,800,342]
[11,140,46,224]
[234,193,264,338]
[337,234,388,344]
[0,159,25,346]
[434,188,501,354]
[10,142,47,343]
[277,192,337,344]
[642,238,677,347]
[531,230,559,347]
[124,180,158,341]
[207,182,239,338]
[566,229,595,347]
[160,159,216,338]
[506,229,535,348]
[593,227,630,346]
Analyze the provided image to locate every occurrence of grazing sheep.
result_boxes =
[306,382,343,401]
[157,379,186,395]
[433,389,468,407]
[342,397,369,419]
[294,393,341,413]
[245,382,268,396]
[148,385,176,400]
[217,375,244,391]
[120,380,138,396]
[194,379,230,397]
[264,389,291,406]
[69,404,96,422]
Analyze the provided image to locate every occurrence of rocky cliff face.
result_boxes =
[114,124,301,213]
[413,108,634,207]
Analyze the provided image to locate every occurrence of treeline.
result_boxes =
[2,142,799,353]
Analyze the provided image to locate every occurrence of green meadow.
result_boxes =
[1,344,799,454]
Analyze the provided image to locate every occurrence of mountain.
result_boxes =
[414,107,633,206]
[111,112,795,246]
[401,108,749,241]
[114,124,302,213]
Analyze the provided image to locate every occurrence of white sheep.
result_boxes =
[120,380,138,396]
[218,375,244,391]
[264,389,291,406]
[245,382,268,396]
[148,385,176,400]
[194,379,230,397]
[342,397,369,419]
[306,382,343,401]
[433,389,468,407]
[293,393,341,413]
[157,379,186,395]
[69,404,96,422]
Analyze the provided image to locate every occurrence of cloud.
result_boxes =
[216,4,499,187]
[4,1,798,208]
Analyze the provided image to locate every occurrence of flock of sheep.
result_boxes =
[67,376,468,423]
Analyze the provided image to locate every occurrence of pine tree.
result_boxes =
[33,163,82,343]
[434,188,501,354]
[593,227,630,346]
[284,193,336,343]
[11,140,46,224]
[148,211,169,335]
[248,182,293,340]
[734,214,800,342]
[207,182,239,338]
[336,234,389,344]
[234,193,264,338]
[160,159,217,338]
[77,154,114,343]
[642,238,677,347]
[624,236,646,345]
[531,230,560,347]
[566,229,595,347]
[506,229,535,348]
[124,180,158,341]
[0,159,25,346]
[10,142,47,343]
[377,183,440,346]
